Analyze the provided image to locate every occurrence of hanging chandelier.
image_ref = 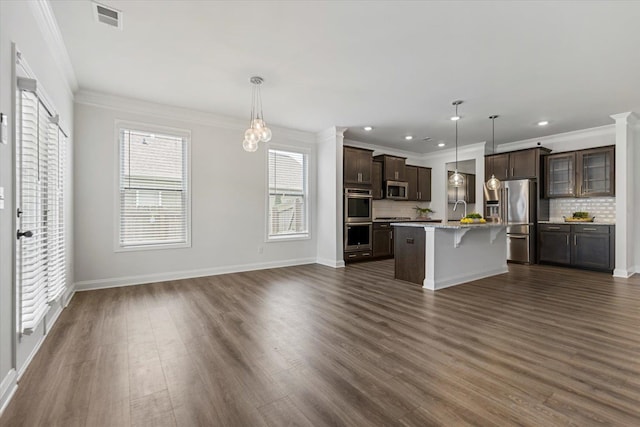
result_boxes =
[448,100,465,188]
[486,115,501,190]
[242,76,272,152]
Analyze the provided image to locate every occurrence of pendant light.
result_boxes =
[242,76,272,152]
[486,115,501,190]
[448,100,465,188]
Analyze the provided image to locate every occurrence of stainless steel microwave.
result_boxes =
[385,180,408,200]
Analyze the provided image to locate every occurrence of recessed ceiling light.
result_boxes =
[537,120,549,126]
[363,126,373,131]
[438,142,445,147]
[450,116,461,121]
[404,135,414,141]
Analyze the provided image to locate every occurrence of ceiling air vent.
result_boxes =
[93,2,122,30]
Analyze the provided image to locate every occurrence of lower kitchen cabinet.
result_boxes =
[344,250,373,261]
[373,223,393,258]
[538,224,571,265]
[538,223,614,272]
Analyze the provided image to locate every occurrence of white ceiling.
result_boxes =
[50,0,640,153]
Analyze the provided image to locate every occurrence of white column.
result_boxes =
[315,127,346,268]
[610,112,638,277]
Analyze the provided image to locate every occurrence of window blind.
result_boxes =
[46,126,66,303]
[119,128,188,248]
[268,149,308,238]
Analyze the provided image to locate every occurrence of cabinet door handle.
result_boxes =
[566,235,569,245]
[357,172,362,182]
[574,235,577,245]
[511,167,514,177]
[583,227,597,231]
[548,226,560,230]
[380,189,383,199]
[505,169,508,178]
[395,171,399,179]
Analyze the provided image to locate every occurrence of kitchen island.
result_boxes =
[392,222,507,290]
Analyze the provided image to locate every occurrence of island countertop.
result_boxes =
[392,221,506,229]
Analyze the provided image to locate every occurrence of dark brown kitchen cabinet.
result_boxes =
[545,153,576,198]
[405,166,432,202]
[576,146,615,197]
[538,224,571,265]
[485,148,549,182]
[485,153,509,181]
[538,223,614,272]
[374,154,406,182]
[572,224,614,271]
[372,161,383,199]
[544,146,615,198]
[447,171,474,204]
[465,173,475,204]
[373,223,393,258]
[344,146,373,186]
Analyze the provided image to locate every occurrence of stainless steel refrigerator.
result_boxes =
[484,179,537,264]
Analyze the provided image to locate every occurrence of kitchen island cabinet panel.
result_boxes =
[394,226,425,285]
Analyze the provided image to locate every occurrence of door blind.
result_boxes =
[119,128,188,248]
[268,149,308,238]
[46,125,66,302]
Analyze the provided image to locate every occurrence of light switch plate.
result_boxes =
[0,113,7,145]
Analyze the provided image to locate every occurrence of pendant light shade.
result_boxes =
[449,100,465,188]
[485,115,501,190]
[243,76,272,152]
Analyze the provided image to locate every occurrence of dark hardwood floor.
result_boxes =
[2,260,640,426]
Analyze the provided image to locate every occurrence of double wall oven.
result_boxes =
[344,188,372,252]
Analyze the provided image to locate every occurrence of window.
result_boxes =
[117,124,190,250]
[267,148,309,240]
[16,78,67,335]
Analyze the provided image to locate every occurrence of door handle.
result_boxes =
[509,235,527,239]
[17,230,33,239]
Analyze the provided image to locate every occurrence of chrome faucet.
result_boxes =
[453,199,467,219]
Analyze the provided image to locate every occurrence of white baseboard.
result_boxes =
[316,257,346,268]
[74,257,318,291]
[613,268,634,278]
[17,331,47,382]
[0,369,17,418]
[423,266,509,291]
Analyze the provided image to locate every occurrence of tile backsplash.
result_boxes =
[373,200,435,219]
[549,197,616,223]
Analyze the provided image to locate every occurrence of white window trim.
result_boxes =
[114,120,192,252]
[265,143,312,243]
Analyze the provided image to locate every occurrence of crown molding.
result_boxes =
[28,0,78,95]
[610,111,639,126]
[343,138,427,160]
[316,126,347,144]
[497,124,615,152]
[75,90,317,144]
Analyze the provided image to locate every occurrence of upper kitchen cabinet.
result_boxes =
[576,146,615,197]
[406,165,432,201]
[344,146,373,186]
[374,154,407,182]
[544,146,614,198]
[545,152,576,198]
[372,160,383,199]
[485,153,509,181]
[485,147,550,181]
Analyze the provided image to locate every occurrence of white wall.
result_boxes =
[0,0,75,412]
[73,93,317,289]
[316,128,345,267]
